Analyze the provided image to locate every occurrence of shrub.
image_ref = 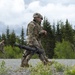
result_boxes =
[54,40,75,58]
[4,45,22,58]
[53,62,65,72]
[30,63,52,75]
[0,60,9,75]
[64,65,75,75]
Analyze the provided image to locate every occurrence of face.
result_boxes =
[36,17,42,23]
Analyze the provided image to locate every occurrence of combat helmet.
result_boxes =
[33,13,43,20]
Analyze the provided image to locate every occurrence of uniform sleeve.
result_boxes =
[39,26,44,34]
[27,23,35,37]
[27,23,37,45]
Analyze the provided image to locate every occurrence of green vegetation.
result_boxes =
[64,65,75,75]
[54,40,75,58]
[0,18,75,59]
[30,63,52,75]
[30,61,75,75]
[0,46,23,58]
[0,60,9,75]
[53,62,65,72]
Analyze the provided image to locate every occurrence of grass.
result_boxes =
[0,60,10,75]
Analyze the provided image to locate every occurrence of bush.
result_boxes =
[0,60,9,75]
[54,62,65,72]
[30,63,52,75]
[54,40,75,58]
[4,45,22,58]
[64,65,75,75]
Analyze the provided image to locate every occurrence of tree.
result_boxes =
[55,21,62,42]
[42,17,55,58]
[20,27,25,45]
[6,26,10,45]
[9,30,16,46]
[52,22,56,36]
[61,19,74,43]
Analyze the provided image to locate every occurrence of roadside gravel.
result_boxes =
[0,59,75,75]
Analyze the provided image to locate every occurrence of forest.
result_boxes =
[0,18,75,59]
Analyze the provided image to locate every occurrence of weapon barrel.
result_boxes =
[14,43,43,54]
[14,43,37,51]
[20,45,36,51]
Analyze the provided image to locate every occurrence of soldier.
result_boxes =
[0,40,5,53]
[21,13,50,67]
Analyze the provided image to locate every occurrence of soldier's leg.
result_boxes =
[43,49,53,63]
[21,52,33,67]
[37,40,50,63]
[25,53,33,63]
[21,50,30,67]
[42,51,53,64]
[38,54,47,65]
[42,52,49,62]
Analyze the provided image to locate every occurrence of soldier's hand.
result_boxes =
[44,30,47,35]
[41,30,47,35]
[0,40,4,44]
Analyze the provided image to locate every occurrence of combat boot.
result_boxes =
[21,57,29,67]
[21,64,29,67]
[43,60,47,65]
[21,62,29,67]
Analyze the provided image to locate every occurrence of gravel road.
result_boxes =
[0,59,75,68]
[0,59,75,75]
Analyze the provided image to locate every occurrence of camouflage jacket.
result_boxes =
[27,21,43,45]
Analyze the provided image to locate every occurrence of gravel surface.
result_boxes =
[0,59,75,75]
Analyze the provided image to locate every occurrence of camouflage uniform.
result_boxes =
[0,40,5,53]
[21,13,49,67]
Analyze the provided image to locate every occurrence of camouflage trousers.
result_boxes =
[0,40,5,53]
[21,50,49,67]
[21,39,49,67]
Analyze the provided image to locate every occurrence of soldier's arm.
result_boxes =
[27,23,37,45]
[0,40,4,45]
[39,26,47,35]
[27,23,35,36]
